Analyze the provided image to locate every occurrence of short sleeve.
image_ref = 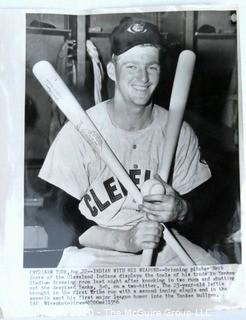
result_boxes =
[39,122,90,200]
[172,122,211,195]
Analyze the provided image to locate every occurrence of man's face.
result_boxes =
[112,45,160,107]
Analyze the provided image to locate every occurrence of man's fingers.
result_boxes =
[138,222,163,236]
[146,213,165,223]
[142,194,165,202]
[138,220,163,229]
[136,221,163,236]
[139,234,162,243]
[141,197,173,209]
[146,212,174,223]
[130,221,164,251]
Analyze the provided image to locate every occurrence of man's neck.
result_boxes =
[108,98,154,131]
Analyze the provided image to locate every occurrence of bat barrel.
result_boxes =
[159,50,196,181]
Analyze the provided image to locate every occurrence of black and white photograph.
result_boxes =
[24,10,240,269]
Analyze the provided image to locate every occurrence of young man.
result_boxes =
[39,17,217,266]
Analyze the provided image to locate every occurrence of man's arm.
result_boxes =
[138,175,216,247]
[45,187,162,253]
[78,221,163,253]
[78,176,189,253]
[76,176,212,253]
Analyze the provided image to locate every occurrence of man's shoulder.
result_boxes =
[52,101,109,148]
[180,120,196,137]
[153,104,196,137]
[153,105,191,127]
[152,104,168,127]
[153,104,168,115]
[86,100,109,123]
[55,121,77,139]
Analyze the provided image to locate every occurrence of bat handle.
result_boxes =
[141,225,195,266]
[140,249,153,266]
[163,226,195,265]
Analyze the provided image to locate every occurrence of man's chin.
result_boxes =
[132,97,152,107]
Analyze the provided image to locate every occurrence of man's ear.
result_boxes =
[107,62,116,82]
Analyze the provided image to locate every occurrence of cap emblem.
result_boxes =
[127,23,147,33]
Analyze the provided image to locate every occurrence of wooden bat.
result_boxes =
[33,60,142,205]
[140,50,196,266]
[33,59,195,266]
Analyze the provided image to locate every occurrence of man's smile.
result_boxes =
[132,85,150,91]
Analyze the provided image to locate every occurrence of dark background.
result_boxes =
[24,11,240,267]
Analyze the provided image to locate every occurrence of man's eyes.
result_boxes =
[124,64,160,71]
[149,65,160,71]
[126,64,137,69]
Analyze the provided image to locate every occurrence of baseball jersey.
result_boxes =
[39,100,211,229]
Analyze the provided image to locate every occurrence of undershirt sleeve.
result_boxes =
[172,122,212,195]
[39,122,90,200]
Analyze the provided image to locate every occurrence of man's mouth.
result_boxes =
[133,85,150,92]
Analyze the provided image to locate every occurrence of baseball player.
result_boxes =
[39,17,218,266]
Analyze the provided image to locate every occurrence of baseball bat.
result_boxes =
[140,50,196,266]
[33,60,195,266]
[33,60,143,205]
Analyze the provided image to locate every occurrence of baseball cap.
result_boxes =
[110,17,161,56]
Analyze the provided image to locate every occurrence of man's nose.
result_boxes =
[137,67,149,83]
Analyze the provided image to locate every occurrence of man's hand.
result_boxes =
[79,221,163,253]
[139,175,188,223]
[124,221,164,253]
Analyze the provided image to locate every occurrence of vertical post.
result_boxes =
[76,15,86,89]
[185,11,195,50]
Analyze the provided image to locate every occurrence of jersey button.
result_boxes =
[133,144,137,149]
[133,164,138,169]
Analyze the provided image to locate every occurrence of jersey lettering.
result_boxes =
[90,189,111,212]
[83,194,98,217]
[83,168,154,216]
[104,177,123,203]
[144,170,151,181]
[129,169,141,185]
[118,180,128,196]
